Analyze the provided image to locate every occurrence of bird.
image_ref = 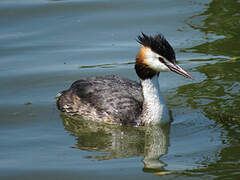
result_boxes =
[56,33,192,126]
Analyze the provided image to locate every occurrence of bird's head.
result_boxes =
[135,33,193,80]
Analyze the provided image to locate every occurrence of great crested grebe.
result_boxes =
[56,33,192,126]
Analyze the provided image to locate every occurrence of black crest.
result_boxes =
[137,32,176,64]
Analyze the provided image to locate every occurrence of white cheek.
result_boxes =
[144,50,170,72]
[154,62,170,72]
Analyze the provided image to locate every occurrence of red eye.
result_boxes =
[158,57,164,63]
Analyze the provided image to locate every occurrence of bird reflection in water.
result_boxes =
[61,114,171,174]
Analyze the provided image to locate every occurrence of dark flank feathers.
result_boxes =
[137,32,176,64]
[57,75,143,125]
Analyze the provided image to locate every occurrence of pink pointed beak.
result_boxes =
[166,62,193,79]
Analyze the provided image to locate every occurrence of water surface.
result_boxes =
[0,0,240,179]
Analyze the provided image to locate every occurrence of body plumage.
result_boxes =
[57,75,143,125]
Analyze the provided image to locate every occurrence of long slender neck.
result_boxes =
[140,75,170,125]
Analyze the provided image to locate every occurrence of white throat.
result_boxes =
[140,75,170,125]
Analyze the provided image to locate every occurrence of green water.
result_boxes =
[0,0,239,179]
